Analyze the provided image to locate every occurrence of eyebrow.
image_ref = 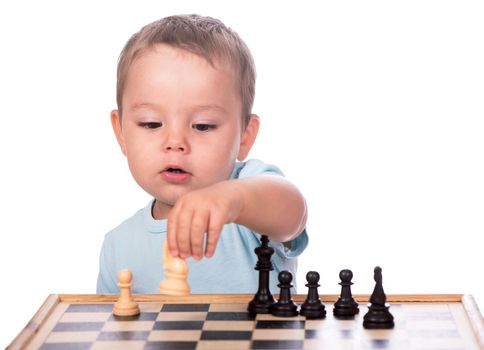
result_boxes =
[191,104,228,114]
[128,102,228,114]
[128,102,160,112]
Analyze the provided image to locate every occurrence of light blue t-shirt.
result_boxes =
[96,159,308,294]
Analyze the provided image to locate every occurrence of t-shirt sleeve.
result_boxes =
[276,228,309,259]
[96,234,119,294]
[233,159,285,179]
[233,159,309,259]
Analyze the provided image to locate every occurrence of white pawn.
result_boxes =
[159,241,191,295]
[113,269,140,317]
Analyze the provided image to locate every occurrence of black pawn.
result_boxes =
[363,266,394,329]
[248,235,275,314]
[333,269,359,317]
[300,271,326,319]
[270,271,298,317]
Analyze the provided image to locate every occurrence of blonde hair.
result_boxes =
[116,14,256,128]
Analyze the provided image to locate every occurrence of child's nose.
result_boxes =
[165,142,186,152]
[163,131,189,153]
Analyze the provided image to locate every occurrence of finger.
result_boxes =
[167,207,180,257]
[190,209,209,260]
[205,214,224,258]
[176,204,194,258]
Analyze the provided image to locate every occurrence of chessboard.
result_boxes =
[8,294,483,350]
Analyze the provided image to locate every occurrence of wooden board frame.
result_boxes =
[7,294,484,350]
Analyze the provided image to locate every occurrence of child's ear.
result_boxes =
[111,110,127,156]
[237,114,260,161]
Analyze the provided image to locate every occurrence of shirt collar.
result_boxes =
[143,199,167,233]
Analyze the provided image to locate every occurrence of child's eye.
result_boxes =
[193,124,216,132]
[138,122,162,129]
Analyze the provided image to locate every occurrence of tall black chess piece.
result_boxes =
[333,269,359,317]
[300,271,326,319]
[270,271,299,317]
[248,235,275,314]
[363,266,394,329]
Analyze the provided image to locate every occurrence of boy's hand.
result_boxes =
[166,181,244,260]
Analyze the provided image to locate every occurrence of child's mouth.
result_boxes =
[161,167,191,183]
[166,168,187,174]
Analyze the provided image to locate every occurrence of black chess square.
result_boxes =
[256,320,305,329]
[252,340,304,349]
[66,304,113,313]
[161,303,210,312]
[201,330,252,340]
[206,312,255,321]
[152,321,204,330]
[97,330,150,341]
[144,341,198,350]
[52,322,104,332]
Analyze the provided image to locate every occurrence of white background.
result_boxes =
[1,0,483,347]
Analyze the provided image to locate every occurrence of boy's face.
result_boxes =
[111,44,258,219]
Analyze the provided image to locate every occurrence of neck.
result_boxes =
[151,200,173,220]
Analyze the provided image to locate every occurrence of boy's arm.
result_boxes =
[236,174,307,243]
[167,174,307,260]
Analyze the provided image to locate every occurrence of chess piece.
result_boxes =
[300,271,326,319]
[333,269,359,317]
[113,269,140,317]
[159,241,190,295]
[270,270,299,317]
[248,235,276,314]
[363,266,394,329]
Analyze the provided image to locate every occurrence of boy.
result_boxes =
[97,14,308,294]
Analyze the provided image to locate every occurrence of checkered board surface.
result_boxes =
[9,295,483,350]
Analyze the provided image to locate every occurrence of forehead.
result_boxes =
[123,44,242,114]
[133,44,237,80]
